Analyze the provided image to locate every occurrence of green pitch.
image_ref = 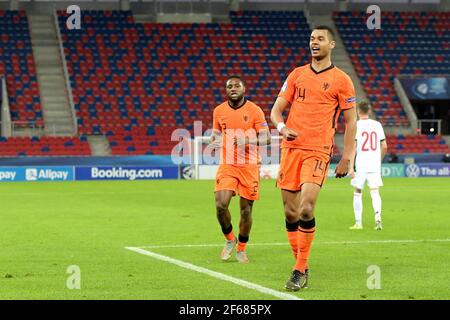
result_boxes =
[0,178,449,300]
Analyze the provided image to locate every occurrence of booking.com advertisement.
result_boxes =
[75,166,179,181]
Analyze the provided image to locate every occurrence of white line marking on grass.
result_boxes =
[139,238,450,249]
[125,246,302,301]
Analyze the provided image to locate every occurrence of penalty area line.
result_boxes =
[125,246,302,301]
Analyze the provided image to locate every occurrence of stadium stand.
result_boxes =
[0,11,92,157]
[334,11,450,127]
[0,136,91,156]
[2,9,447,157]
[57,10,314,155]
[0,11,43,124]
[387,134,450,154]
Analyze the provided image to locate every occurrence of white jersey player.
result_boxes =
[349,101,387,230]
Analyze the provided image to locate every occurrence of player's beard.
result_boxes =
[311,49,327,61]
[228,93,244,107]
[313,54,325,61]
[309,47,330,61]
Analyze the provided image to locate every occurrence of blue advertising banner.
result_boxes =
[75,166,179,180]
[400,77,450,100]
[405,163,450,178]
[0,167,19,182]
[0,166,74,182]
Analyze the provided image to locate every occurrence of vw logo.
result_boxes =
[406,164,420,178]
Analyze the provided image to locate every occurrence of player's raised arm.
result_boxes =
[335,107,357,178]
[271,97,298,141]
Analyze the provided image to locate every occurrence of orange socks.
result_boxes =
[222,224,236,241]
[224,230,235,241]
[286,220,300,259]
[222,225,249,252]
[294,218,316,273]
[237,234,249,252]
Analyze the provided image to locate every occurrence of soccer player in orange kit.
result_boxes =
[271,26,357,290]
[211,75,270,263]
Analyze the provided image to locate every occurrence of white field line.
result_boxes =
[125,246,302,301]
[138,238,450,249]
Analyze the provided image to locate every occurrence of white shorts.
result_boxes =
[351,171,383,189]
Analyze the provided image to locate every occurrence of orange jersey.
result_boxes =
[278,63,356,154]
[213,99,268,166]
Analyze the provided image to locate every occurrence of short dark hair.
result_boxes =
[225,75,245,87]
[358,100,371,115]
[313,25,335,41]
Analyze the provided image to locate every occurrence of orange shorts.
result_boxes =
[215,164,260,201]
[276,148,330,191]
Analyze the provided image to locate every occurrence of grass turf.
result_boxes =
[0,178,449,300]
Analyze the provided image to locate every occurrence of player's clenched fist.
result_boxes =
[335,158,350,178]
[280,127,299,141]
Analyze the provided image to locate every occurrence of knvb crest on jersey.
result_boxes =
[322,82,330,91]
[243,115,249,122]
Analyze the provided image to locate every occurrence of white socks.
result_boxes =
[354,190,382,225]
[370,189,382,222]
[353,192,363,225]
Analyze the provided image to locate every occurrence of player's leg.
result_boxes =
[284,152,329,291]
[281,189,306,290]
[350,172,365,229]
[235,197,253,263]
[215,190,235,238]
[351,188,363,229]
[215,166,239,260]
[370,187,382,230]
[281,189,302,259]
[294,182,320,274]
[238,197,253,241]
[234,166,259,263]
[368,173,383,230]
[284,184,320,291]
[215,190,237,260]
[277,148,303,260]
